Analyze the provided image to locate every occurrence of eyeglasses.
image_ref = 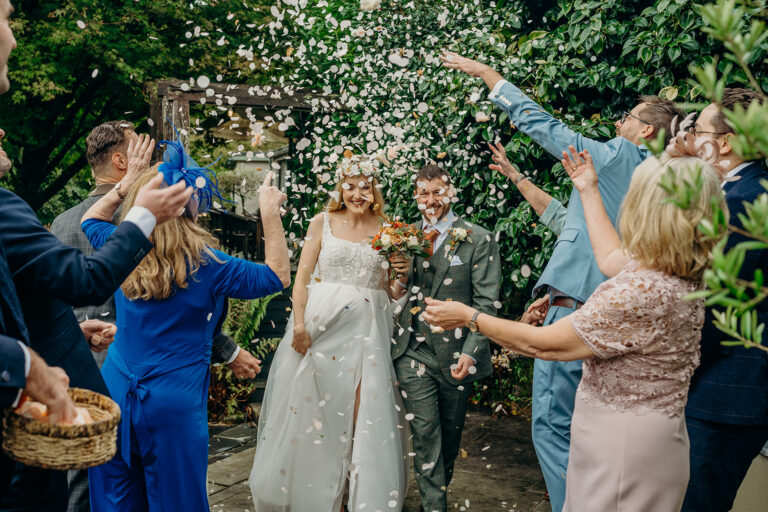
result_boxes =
[620,111,652,125]
[686,125,730,137]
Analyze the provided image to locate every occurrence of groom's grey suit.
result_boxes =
[392,215,500,512]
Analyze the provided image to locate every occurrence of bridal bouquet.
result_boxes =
[372,222,431,274]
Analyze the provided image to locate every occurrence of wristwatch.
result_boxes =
[468,310,481,333]
[114,181,126,199]
[512,174,526,186]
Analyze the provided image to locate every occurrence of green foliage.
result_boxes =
[472,350,533,416]
[209,293,279,422]
[208,365,255,423]
[222,293,279,349]
[0,0,275,222]
[242,0,766,404]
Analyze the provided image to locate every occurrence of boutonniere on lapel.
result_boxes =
[446,226,472,251]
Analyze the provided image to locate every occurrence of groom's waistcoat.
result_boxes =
[408,254,437,347]
[391,218,500,385]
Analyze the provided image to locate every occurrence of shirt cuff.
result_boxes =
[123,206,157,239]
[539,198,564,225]
[489,79,509,99]
[12,342,31,408]
[462,353,477,364]
[225,346,241,365]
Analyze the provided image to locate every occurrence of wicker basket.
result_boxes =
[2,387,121,470]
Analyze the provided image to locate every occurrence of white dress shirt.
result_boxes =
[722,162,751,188]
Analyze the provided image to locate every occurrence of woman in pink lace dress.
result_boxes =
[423,147,727,511]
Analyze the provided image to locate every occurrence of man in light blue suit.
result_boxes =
[442,50,684,512]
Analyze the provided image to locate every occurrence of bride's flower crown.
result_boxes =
[334,154,382,182]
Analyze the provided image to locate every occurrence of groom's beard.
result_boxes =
[421,205,450,225]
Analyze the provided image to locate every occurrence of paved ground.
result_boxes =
[207,409,551,512]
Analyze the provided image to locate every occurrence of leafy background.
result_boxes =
[3,0,766,409]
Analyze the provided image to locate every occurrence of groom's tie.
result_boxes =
[424,228,439,258]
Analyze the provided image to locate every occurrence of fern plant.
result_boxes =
[222,293,280,349]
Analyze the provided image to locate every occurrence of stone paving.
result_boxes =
[207,410,551,512]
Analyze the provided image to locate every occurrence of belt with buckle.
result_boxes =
[551,296,582,310]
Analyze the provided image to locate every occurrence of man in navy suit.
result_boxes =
[0,240,78,498]
[0,155,194,510]
[682,88,768,512]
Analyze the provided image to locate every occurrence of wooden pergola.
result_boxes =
[144,79,344,261]
[145,79,344,150]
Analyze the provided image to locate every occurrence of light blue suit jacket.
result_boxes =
[489,81,649,302]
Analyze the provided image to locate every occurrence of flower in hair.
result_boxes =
[663,131,728,177]
[334,154,382,181]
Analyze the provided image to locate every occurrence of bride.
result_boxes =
[249,155,407,511]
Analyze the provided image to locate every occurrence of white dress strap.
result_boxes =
[321,211,330,247]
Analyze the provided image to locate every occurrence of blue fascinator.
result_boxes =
[157,125,226,217]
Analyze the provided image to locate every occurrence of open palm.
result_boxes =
[561,146,598,193]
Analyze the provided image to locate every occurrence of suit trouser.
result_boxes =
[0,464,67,512]
[65,469,89,512]
[681,416,768,512]
[395,342,472,512]
[531,304,582,512]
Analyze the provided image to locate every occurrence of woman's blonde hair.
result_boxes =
[326,174,388,221]
[119,165,221,300]
[618,155,727,281]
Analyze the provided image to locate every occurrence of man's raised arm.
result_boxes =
[440,51,620,168]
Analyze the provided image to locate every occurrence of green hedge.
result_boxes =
[242,0,767,407]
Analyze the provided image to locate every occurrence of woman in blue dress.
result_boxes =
[82,134,290,511]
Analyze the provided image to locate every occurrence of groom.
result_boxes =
[390,164,500,512]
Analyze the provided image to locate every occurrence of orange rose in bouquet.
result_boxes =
[372,222,431,277]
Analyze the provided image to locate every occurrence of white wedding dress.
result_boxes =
[249,212,407,512]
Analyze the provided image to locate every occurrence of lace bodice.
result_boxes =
[312,213,388,291]
[570,262,704,417]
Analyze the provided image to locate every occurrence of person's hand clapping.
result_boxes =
[122,134,155,190]
[79,319,117,353]
[561,146,598,193]
[291,325,312,355]
[423,298,476,330]
[488,142,522,182]
[520,294,549,326]
[133,173,194,225]
[439,50,489,77]
[258,171,287,217]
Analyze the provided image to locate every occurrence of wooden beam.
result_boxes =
[153,79,347,112]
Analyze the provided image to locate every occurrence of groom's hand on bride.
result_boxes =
[291,326,312,355]
[451,354,475,381]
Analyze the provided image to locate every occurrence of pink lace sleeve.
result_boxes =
[570,271,671,359]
